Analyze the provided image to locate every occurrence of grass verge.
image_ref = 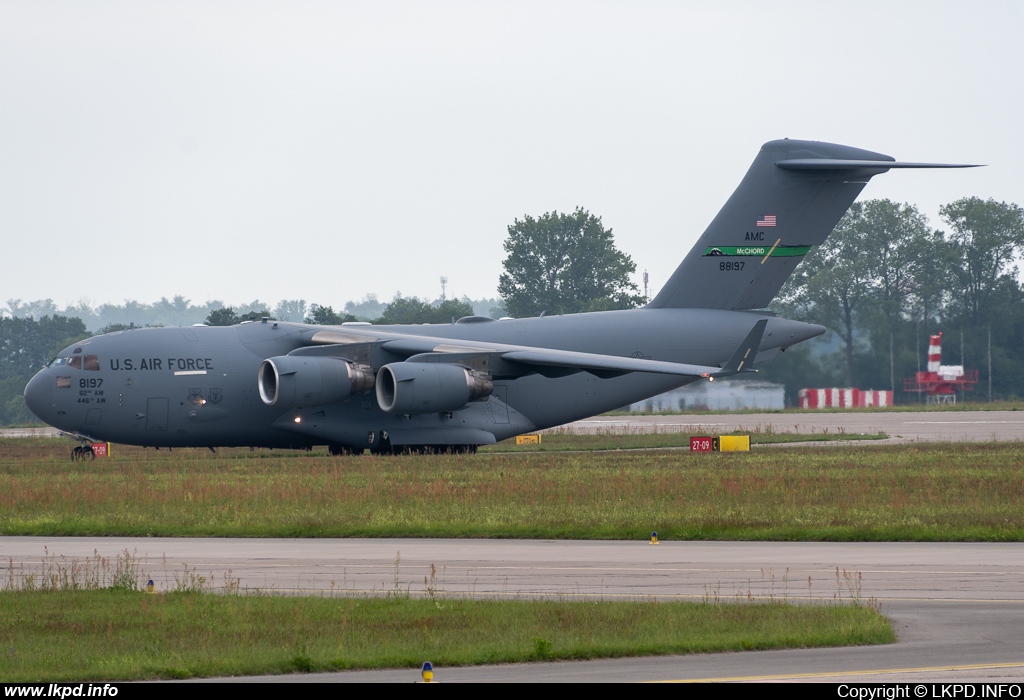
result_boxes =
[3,439,1024,540]
[0,589,893,681]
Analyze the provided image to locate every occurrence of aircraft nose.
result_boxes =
[23,371,54,422]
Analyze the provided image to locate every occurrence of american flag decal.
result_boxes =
[756,215,777,227]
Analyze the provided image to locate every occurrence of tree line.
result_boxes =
[3,295,506,333]
[0,315,89,424]
[762,197,1024,403]
[202,296,487,327]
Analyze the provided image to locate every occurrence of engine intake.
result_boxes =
[376,362,493,415]
[258,356,374,408]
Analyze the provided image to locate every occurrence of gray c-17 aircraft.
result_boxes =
[24,140,977,458]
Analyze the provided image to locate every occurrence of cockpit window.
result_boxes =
[49,354,99,370]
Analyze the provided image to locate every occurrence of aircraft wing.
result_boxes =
[501,319,767,378]
[304,319,767,379]
[498,348,725,378]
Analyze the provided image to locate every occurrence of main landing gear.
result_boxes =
[387,446,475,456]
[327,442,478,456]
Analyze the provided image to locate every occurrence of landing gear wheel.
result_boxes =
[328,444,360,456]
[369,432,394,455]
[71,446,95,461]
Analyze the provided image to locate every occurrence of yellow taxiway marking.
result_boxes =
[654,661,1024,683]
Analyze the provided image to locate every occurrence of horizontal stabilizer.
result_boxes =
[776,159,982,171]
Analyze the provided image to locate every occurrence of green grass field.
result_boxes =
[0,589,893,681]
[2,438,1022,540]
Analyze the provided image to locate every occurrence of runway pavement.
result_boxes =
[4,537,1024,682]
[0,426,60,438]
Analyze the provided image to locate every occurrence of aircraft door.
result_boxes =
[146,397,169,431]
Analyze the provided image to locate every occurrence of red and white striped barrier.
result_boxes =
[858,389,891,407]
[798,388,892,409]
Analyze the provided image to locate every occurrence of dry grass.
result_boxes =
[1,438,1023,540]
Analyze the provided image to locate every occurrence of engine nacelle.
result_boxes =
[376,362,493,415]
[258,356,374,408]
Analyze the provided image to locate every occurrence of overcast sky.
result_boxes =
[1,1,1020,311]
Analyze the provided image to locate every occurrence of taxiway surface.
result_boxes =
[5,538,1023,683]
[560,410,1024,444]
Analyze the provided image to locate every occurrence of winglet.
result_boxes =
[712,319,768,377]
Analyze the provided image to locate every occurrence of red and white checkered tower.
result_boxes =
[927,333,942,374]
[903,331,979,404]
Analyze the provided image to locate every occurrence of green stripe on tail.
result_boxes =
[703,245,811,257]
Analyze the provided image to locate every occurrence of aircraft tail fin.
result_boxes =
[647,140,979,311]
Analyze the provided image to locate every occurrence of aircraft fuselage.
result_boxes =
[24,307,821,451]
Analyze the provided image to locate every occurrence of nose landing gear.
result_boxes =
[71,445,95,461]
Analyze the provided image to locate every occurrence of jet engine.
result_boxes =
[375,362,493,415]
[258,356,374,408]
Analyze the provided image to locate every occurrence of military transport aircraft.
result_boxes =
[24,140,976,457]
